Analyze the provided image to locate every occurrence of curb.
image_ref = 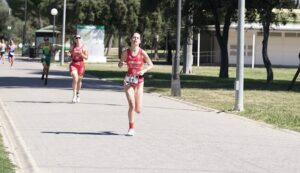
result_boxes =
[0,99,40,173]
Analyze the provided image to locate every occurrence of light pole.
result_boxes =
[51,8,58,61]
[61,0,66,65]
[171,0,182,96]
[234,0,245,111]
[22,0,27,56]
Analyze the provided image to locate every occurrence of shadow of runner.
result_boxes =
[14,100,127,107]
[0,75,123,91]
[41,131,121,136]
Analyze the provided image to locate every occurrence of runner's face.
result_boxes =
[75,37,81,45]
[131,33,140,46]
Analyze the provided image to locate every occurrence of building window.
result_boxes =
[270,32,282,37]
[257,32,263,36]
[230,50,237,56]
[229,44,253,57]
[285,33,297,37]
[230,45,237,49]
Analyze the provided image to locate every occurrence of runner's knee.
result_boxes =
[135,109,141,114]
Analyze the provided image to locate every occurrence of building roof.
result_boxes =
[230,23,300,31]
[36,25,61,34]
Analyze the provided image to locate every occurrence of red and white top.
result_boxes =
[126,48,144,75]
[71,46,84,62]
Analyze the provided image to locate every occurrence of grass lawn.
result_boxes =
[0,135,15,173]
[84,53,300,132]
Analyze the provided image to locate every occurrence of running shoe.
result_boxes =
[72,96,77,103]
[76,96,80,103]
[126,128,135,136]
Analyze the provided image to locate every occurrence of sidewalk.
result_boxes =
[0,56,300,173]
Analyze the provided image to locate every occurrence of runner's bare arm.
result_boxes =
[118,50,127,68]
[81,47,88,60]
[139,50,154,75]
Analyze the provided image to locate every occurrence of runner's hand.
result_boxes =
[118,61,126,68]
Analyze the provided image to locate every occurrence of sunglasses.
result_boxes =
[75,37,81,39]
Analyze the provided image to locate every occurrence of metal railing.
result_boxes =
[192,51,217,65]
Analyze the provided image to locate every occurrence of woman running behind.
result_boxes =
[38,37,53,85]
[7,40,16,68]
[118,32,154,136]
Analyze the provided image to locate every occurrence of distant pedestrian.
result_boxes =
[7,39,16,68]
[0,39,5,64]
[38,36,53,85]
[69,34,88,103]
[118,32,154,136]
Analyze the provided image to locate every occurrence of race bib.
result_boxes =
[125,75,138,84]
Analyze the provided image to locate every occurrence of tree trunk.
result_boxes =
[210,2,232,78]
[153,34,159,60]
[105,34,114,56]
[217,42,228,78]
[213,12,231,78]
[262,11,274,83]
[39,11,43,28]
[118,33,125,59]
[167,34,174,65]
[182,14,193,74]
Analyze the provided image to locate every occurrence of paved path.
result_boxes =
[0,57,300,173]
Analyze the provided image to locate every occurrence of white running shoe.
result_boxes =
[126,128,135,136]
[72,96,77,103]
[76,96,80,103]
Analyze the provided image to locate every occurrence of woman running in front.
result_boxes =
[69,34,88,103]
[7,40,16,68]
[118,32,154,136]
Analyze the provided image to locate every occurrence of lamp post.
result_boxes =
[22,0,27,56]
[234,0,245,111]
[171,0,182,96]
[51,8,58,60]
[61,0,66,65]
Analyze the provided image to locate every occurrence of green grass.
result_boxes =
[0,135,15,173]
[85,55,300,132]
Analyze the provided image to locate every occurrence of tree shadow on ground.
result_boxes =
[85,70,300,92]
[0,71,123,91]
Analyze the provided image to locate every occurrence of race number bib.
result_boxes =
[125,74,139,84]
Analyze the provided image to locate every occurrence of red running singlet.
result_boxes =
[69,46,85,76]
[126,48,144,85]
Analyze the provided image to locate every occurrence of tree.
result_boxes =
[247,0,297,83]
[207,0,238,78]
[0,1,23,42]
[182,0,195,74]
[109,0,138,59]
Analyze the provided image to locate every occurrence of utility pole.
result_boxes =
[61,0,66,65]
[22,0,27,56]
[234,0,245,111]
[171,0,182,96]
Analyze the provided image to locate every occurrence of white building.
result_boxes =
[227,23,300,67]
[198,9,300,67]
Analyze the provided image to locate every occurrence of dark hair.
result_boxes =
[130,32,140,38]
